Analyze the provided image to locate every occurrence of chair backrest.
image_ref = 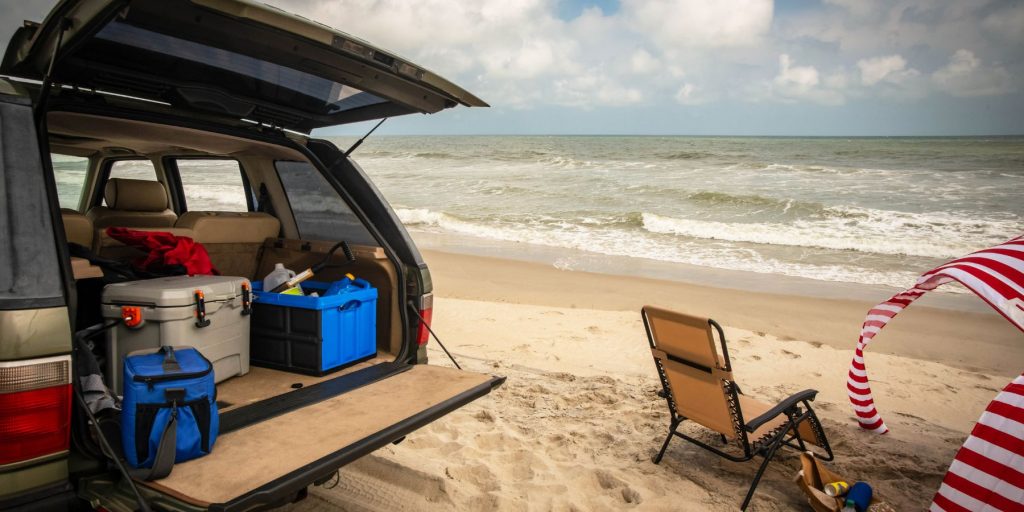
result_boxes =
[642,306,738,438]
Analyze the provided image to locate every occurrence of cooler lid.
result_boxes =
[102,275,248,307]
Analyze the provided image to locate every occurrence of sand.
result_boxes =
[290,249,1020,511]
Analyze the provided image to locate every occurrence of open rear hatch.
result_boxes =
[2,0,487,132]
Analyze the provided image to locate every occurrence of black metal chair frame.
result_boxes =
[642,311,834,511]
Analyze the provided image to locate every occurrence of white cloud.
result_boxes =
[630,49,660,74]
[674,83,708,105]
[622,0,773,48]
[552,73,645,108]
[982,3,1024,44]
[263,0,1018,112]
[769,54,845,105]
[932,49,1014,97]
[775,54,819,92]
[858,55,908,86]
[855,54,925,99]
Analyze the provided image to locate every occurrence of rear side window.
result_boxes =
[276,161,375,245]
[53,154,89,209]
[175,159,249,212]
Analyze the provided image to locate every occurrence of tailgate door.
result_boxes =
[134,364,501,511]
[2,0,487,133]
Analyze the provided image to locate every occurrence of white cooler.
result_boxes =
[101,275,252,394]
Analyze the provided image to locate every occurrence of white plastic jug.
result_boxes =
[263,263,296,293]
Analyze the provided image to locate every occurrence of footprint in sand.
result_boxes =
[586,325,602,334]
[779,349,801,359]
[594,470,643,505]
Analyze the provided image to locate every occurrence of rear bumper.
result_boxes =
[0,481,78,512]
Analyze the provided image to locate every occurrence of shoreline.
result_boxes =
[420,246,1022,375]
[410,230,993,313]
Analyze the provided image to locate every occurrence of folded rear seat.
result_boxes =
[175,212,281,278]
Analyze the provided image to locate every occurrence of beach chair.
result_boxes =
[642,306,833,511]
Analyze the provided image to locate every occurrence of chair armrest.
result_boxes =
[743,389,819,433]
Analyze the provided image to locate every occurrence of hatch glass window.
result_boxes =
[52,154,89,209]
[94,20,388,115]
[276,161,375,245]
[176,159,249,212]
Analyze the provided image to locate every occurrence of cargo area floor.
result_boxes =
[215,356,393,412]
[140,365,500,508]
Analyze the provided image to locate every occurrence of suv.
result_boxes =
[0,1,501,510]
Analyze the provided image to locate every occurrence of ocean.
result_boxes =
[55,136,1024,293]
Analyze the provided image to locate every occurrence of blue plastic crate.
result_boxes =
[250,279,377,375]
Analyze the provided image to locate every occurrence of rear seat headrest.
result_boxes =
[104,178,169,212]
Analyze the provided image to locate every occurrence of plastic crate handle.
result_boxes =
[339,300,362,311]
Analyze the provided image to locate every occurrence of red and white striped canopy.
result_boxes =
[846,234,1024,510]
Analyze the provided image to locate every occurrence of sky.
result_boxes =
[2,0,1022,136]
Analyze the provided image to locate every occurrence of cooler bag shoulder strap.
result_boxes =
[130,407,178,481]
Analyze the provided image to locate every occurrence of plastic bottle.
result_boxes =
[264,263,299,294]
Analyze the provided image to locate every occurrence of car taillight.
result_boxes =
[416,293,433,346]
[0,355,72,465]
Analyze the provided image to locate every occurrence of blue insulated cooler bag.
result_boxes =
[122,346,218,480]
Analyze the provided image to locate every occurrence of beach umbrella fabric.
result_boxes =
[844,234,1024,510]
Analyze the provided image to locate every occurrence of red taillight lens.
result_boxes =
[416,307,433,346]
[416,293,434,346]
[0,356,72,465]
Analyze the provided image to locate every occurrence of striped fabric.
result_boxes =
[931,374,1024,511]
[844,234,1024,510]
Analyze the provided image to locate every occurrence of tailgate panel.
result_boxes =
[140,364,499,507]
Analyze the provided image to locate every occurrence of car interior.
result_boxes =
[47,109,496,506]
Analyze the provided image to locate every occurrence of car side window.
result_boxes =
[175,159,250,212]
[53,154,89,210]
[275,161,376,245]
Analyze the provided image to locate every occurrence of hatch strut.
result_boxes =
[344,118,387,157]
[34,17,72,123]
